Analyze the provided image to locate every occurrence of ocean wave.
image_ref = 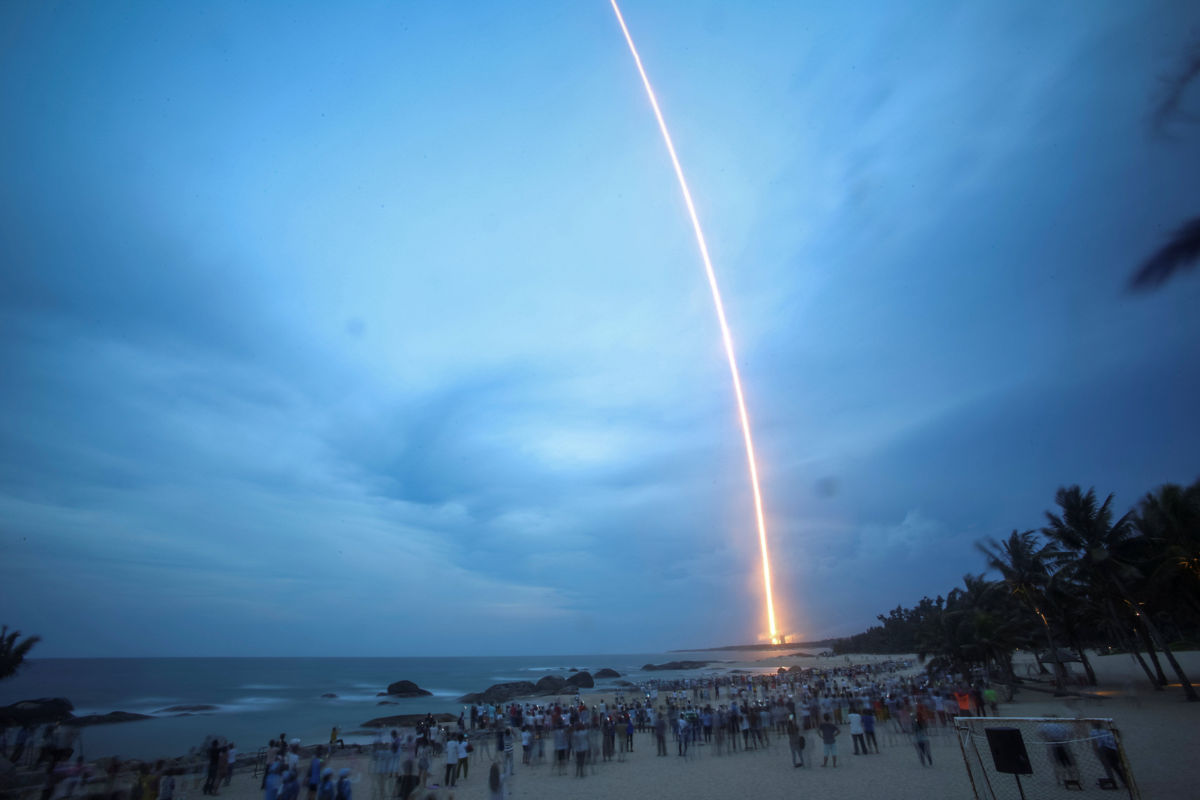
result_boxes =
[240,684,290,690]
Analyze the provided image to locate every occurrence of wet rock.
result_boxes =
[594,668,621,679]
[156,705,218,713]
[321,693,338,699]
[640,661,710,671]
[565,671,594,689]
[534,676,568,694]
[362,713,456,729]
[65,711,153,727]
[457,681,537,704]
[0,698,74,725]
[386,680,433,698]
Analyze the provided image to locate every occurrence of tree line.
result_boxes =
[832,481,1200,702]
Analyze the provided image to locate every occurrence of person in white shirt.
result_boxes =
[442,737,459,787]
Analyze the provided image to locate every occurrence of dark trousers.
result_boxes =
[852,733,867,754]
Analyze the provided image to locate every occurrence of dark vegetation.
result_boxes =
[833,481,1200,701]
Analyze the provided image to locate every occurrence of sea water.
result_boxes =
[0,653,775,760]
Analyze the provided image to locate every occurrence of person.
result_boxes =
[442,734,459,787]
[502,728,515,777]
[306,749,322,800]
[861,707,879,753]
[456,734,470,781]
[278,771,299,800]
[552,726,567,776]
[203,739,221,795]
[329,728,343,753]
[335,769,352,800]
[263,763,282,800]
[786,717,805,768]
[225,743,237,787]
[912,715,932,766]
[487,762,505,800]
[818,713,840,767]
[521,726,532,766]
[849,710,866,754]
[654,715,667,757]
[573,724,589,777]
[158,767,176,800]
[316,769,335,800]
[1090,725,1127,788]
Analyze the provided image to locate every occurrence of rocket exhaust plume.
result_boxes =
[609,0,782,643]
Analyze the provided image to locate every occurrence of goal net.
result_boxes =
[953,716,1140,799]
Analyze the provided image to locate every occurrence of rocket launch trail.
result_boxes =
[609,0,783,643]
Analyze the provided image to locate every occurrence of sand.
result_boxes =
[131,651,1200,800]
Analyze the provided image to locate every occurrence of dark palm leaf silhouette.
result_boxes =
[0,626,41,681]
[1130,216,1200,290]
[1132,42,1200,291]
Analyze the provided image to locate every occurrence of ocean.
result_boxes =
[0,652,781,761]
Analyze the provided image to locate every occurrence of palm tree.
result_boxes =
[1135,481,1200,621]
[1044,486,1198,701]
[0,626,41,681]
[977,530,1067,688]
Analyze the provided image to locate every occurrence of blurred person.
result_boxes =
[334,768,352,800]
[818,713,840,767]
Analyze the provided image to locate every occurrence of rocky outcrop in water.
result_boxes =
[156,705,218,713]
[363,712,456,729]
[386,680,433,697]
[321,693,338,699]
[565,671,594,689]
[640,661,711,671]
[534,676,568,694]
[594,668,621,678]
[457,681,537,704]
[65,711,153,727]
[0,698,74,725]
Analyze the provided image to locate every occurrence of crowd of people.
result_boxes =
[11,657,1110,800]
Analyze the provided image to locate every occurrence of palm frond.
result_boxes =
[1130,215,1200,291]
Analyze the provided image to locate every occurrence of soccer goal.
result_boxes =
[953,716,1139,799]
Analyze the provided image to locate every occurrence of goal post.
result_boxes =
[954,716,1140,799]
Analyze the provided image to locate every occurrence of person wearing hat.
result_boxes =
[317,769,335,800]
[335,768,352,800]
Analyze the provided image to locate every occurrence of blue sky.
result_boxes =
[2,0,1199,657]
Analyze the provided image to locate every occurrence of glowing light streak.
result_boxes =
[609,0,781,643]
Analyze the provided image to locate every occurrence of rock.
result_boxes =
[65,711,153,727]
[568,668,578,672]
[640,661,710,672]
[0,698,74,725]
[321,693,338,699]
[155,705,218,713]
[616,680,636,687]
[594,668,621,679]
[376,692,388,697]
[386,680,433,698]
[565,671,594,689]
[456,681,538,705]
[362,713,456,729]
[376,701,398,706]
[777,667,788,674]
[534,676,568,694]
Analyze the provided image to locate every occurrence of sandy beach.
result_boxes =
[116,650,1197,800]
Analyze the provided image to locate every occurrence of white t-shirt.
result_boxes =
[444,740,459,764]
[848,713,863,734]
